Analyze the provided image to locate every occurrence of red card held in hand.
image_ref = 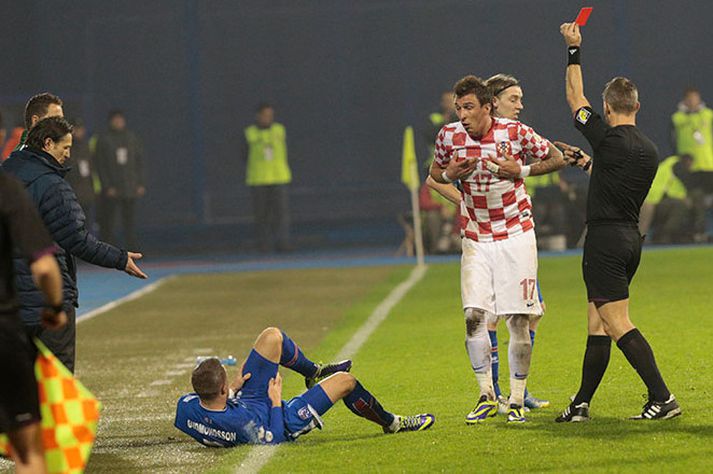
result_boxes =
[575,7,593,26]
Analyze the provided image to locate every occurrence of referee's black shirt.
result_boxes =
[0,173,56,318]
[574,106,658,225]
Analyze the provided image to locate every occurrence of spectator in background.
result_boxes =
[640,154,693,244]
[65,118,98,232]
[95,110,146,249]
[2,122,24,161]
[2,116,147,372]
[243,103,292,253]
[424,91,458,161]
[672,87,713,242]
[420,91,460,254]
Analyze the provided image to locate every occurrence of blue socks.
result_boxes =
[488,330,501,397]
[343,381,395,427]
[523,330,536,400]
[280,331,319,377]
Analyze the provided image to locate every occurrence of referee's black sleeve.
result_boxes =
[573,106,609,150]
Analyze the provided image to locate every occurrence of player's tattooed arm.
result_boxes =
[426,176,461,205]
[560,22,590,114]
[529,143,566,176]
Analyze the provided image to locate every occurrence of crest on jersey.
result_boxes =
[298,406,311,420]
[497,141,512,157]
[576,108,591,125]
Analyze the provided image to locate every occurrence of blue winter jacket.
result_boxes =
[2,148,128,325]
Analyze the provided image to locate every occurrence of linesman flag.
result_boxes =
[0,339,101,473]
[401,126,419,191]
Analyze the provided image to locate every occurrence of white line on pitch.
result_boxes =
[77,276,175,324]
[235,264,428,474]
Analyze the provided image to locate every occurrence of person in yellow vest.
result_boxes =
[640,154,693,244]
[244,104,292,253]
[672,88,713,242]
[421,91,459,254]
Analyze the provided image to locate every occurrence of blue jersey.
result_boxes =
[174,393,285,447]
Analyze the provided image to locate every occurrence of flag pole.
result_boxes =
[409,161,425,267]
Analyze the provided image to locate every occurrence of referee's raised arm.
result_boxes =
[560,22,590,114]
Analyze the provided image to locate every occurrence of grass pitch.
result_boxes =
[3,247,712,473]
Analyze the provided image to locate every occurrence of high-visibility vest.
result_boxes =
[646,155,688,205]
[244,123,291,186]
[672,107,713,171]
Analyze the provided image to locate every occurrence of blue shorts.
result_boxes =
[239,349,333,439]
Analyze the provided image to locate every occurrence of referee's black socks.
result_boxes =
[617,328,671,402]
[573,335,611,405]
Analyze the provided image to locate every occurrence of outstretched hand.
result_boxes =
[560,22,582,47]
[125,252,148,279]
[553,141,591,169]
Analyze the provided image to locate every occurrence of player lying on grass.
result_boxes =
[175,327,435,446]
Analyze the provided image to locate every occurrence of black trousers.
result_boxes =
[251,184,291,252]
[0,314,41,432]
[25,306,77,373]
[100,196,138,249]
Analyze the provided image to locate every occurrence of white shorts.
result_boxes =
[461,230,543,316]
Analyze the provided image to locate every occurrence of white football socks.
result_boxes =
[506,314,532,407]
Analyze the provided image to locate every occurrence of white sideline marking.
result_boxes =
[77,276,174,324]
[235,265,428,474]
[150,379,173,386]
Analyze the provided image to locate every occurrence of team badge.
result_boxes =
[576,108,591,125]
[298,406,311,420]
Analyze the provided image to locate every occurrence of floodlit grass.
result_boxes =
[259,247,713,473]
[4,247,708,473]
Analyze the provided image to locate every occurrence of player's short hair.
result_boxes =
[453,75,492,107]
[485,74,520,98]
[26,116,73,151]
[24,92,63,130]
[191,358,226,401]
[602,77,639,114]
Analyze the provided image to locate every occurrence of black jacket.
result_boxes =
[2,148,128,325]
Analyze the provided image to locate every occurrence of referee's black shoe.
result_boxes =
[630,395,681,420]
[305,360,352,389]
[555,402,590,423]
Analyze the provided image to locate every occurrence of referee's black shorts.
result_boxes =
[582,223,643,304]
[0,313,41,433]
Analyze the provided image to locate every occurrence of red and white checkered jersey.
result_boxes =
[434,118,551,242]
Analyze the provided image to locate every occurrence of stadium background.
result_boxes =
[2,0,712,253]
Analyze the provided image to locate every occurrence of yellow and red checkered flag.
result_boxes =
[0,339,101,473]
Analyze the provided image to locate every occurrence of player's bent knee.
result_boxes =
[464,308,487,336]
[257,327,283,345]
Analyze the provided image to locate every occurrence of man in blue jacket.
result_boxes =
[2,116,147,372]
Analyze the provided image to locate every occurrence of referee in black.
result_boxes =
[0,173,66,473]
[553,22,680,422]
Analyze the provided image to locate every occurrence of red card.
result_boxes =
[575,7,593,26]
